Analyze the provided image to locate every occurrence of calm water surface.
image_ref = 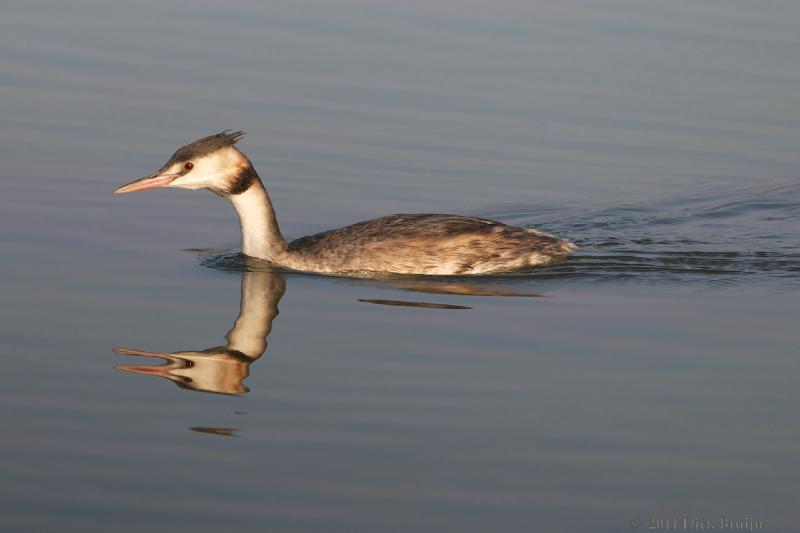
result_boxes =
[1,1,799,532]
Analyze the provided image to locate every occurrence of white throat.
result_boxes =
[227,180,287,262]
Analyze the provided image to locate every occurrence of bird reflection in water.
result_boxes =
[114,257,540,395]
[114,268,285,395]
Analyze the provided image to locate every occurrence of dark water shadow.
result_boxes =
[359,299,472,310]
[189,427,238,437]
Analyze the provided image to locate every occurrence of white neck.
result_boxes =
[227,178,287,262]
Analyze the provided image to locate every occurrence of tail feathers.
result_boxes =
[559,240,578,253]
[525,228,578,254]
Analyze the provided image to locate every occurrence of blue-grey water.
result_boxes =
[1,1,799,532]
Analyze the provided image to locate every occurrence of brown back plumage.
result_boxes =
[286,214,576,275]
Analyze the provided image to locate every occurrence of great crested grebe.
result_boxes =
[115,131,577,275]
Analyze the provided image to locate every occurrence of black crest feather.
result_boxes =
[164,130,245,167]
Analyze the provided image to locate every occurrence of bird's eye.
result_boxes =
[184,162,194,170]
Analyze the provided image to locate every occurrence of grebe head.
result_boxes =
[114,131,255,195]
